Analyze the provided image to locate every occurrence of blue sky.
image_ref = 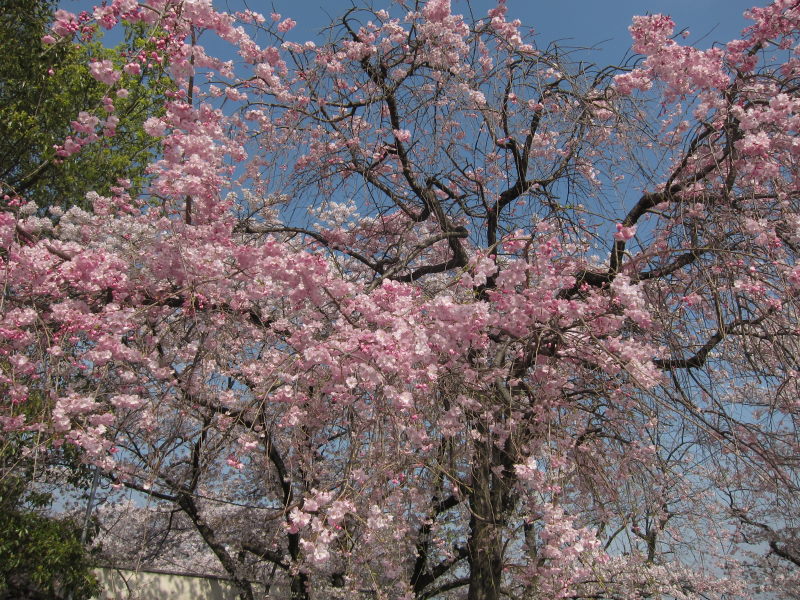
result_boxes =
[267,0,761,61]
[62,0,765,63]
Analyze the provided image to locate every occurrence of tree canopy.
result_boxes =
[0,476,99,600]
[0,0,168,210]
[0,2,168,596]
[2,1,800,599]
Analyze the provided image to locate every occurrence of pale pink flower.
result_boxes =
[614,223,636,241]
[89,60,120,85]
[277,18,296,33]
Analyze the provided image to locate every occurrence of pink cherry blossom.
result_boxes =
[88,59,120,85]
[6,2,800,599]
[277,18,296,33]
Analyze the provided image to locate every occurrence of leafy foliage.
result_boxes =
[0,0,168,210]
[0,3,169,597]
[0,477,99,600]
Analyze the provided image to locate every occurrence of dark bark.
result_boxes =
[178,493,256,600]
[466,421,514,600]
[467,511,503,600]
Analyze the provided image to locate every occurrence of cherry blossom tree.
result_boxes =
[2,1,800,599]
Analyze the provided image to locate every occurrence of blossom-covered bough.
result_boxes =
[2,0,800,598]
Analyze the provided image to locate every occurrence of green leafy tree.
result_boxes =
[0,0,169,210]
[0,3,171,597]
[0,378,99,600]
[0,477,99,600]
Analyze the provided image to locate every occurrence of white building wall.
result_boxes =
[93,568,275,599]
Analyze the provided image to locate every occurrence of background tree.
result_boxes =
[0,2,170,596]
[0,476,99,600]
[0,381,100,600]
[0,0,168,211]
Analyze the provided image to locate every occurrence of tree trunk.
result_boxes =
[467,512,504,600]
[178,494,256,600]
[290,572,309,600]
[467,427,511,600]
[288,529,310,600]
